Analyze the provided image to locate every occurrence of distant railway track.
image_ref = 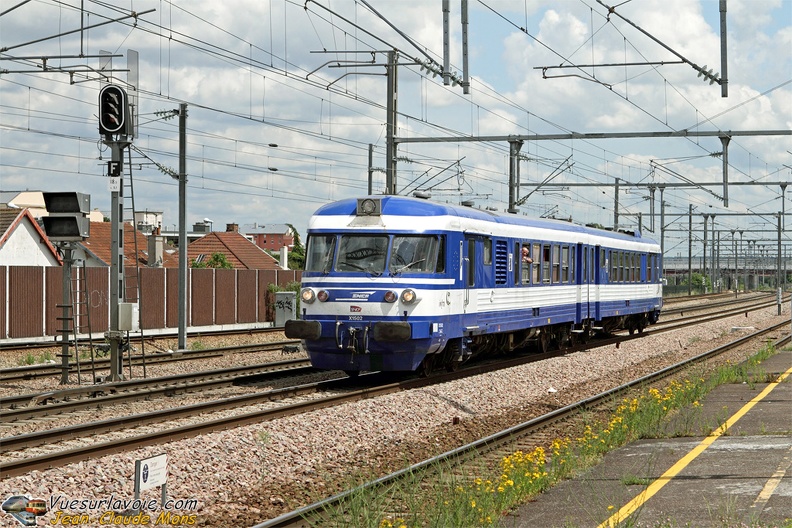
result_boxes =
[1,301,785,480]
[662,291,743,305]
[651,293,786,329]
[0,339,300,382]
[660,291,774,317]
[0,326,286,352]
[257,321,792,528]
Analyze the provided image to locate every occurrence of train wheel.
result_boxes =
[559,328,573,350]
[576,326,590,345]
[417,360,432,377]
[539,332,551,354]
[344,370,360,378]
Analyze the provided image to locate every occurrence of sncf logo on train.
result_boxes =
[350,306,362,312]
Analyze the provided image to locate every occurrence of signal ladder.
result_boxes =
[56,258,98,385]
[119,148,148,378]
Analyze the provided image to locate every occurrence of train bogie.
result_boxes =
[285,196,663,374]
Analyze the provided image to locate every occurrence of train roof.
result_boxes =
[310,196,659,249]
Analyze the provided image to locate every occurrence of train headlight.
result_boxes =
[317,290,329,302]
[383,290,398,303]
[400,289,417,304]
[301,288,316,304]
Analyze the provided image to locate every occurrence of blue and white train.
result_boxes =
[285,196,662,375]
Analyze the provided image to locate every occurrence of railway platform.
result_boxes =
[503,349,792,528]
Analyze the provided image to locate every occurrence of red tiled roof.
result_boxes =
[187,231,282,270]
[82,222,177,267]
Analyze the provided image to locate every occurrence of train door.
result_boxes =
[576,244,591,323]
[594,245,604,321]
[462,236,481,315]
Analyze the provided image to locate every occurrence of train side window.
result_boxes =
[561,246,569,283]
[520,243,531,285]
[610,251,616,281]
[626,252,631,282]
[612,251,618,282]
[483,238,492,265]
[435,237,446,273]
[569,248,575,284]
[532,243,540,284]
[628,252,633,282]
[542,244,551,283]
[583,247,588,283]
[551,245,560,283]
[620,252,626,282]
[647,253,653,282]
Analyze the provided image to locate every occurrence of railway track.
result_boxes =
[0,326,288,353]
[0,339,300,382]
[659,291,774,317]
[661,291,743,305]
[0,358,314,414]
[1,300,785,481]
[650,293,786,329]
[257,320,792,527]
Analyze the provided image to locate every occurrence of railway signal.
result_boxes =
[42,192,90,242]
[98,84,130,135]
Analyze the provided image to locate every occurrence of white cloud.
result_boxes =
[0,0,789,242]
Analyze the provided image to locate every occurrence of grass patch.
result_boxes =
[303,342,786,527]
[18,350,55,366]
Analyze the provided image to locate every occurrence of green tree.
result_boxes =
[286,223,305,270]
[191,252,234,269]
[684,272,712,294]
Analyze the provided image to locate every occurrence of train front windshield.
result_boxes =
[305,234,443,274]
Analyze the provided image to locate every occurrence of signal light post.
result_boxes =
[42,192,91,385]
[99,84,132,381]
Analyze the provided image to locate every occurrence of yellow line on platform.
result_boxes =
[597,364,792,528]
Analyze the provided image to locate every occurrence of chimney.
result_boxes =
[148,234,164,267]
[226,223,239,233]
[279,246,289,270]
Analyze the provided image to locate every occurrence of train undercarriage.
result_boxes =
[412,311,659,377]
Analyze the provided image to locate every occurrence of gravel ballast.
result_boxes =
[1,306,788,527]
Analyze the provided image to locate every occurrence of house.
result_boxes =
[0,207,61,266]
[243,223,295,252]
[77,221,177,268]
[188,230,282,270]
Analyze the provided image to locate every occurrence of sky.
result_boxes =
[1,0,790,259]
